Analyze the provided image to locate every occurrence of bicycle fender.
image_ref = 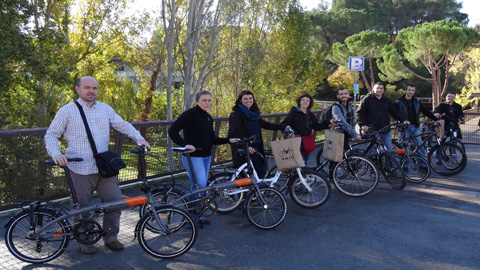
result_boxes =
[4,209,28,229]
[4,208,70,229]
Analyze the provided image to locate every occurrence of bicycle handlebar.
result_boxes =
[283,126,295,135]
[440,113,463,122]
[236,135,257,144]
[129,144,149,155]
[45,158,83,166]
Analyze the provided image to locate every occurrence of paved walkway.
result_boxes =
[1,145,479,270]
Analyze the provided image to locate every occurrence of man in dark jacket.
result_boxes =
[356,82,407,151]
[434,92,465,134]
[395,84,437,154]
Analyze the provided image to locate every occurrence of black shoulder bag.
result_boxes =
[75,102,126,178]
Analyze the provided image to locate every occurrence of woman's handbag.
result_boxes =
[75,102,126,178]
[270,137,305,171]
[322,129,344,162]
[301,133,316,155]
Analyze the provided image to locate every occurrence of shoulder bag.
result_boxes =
[75,102,126,178]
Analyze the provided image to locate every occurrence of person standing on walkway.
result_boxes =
[281,93,332,163]
[434,92,465,136]
[228,90,288,178]
[168,90,238,224]
[395,84,437,154]
[332,88,361,142]
[356,82,407,151]
[45,76,150,254]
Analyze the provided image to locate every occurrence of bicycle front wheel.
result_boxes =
[378,152,406,190]
[244,187,287,230]
[139,187,187,218]
[449,138,466,152]
[5,208,70,264]
[208,172,245,213]
[137,206,197,259]
[265,166,290,192]
[289,170,330,208]
[332,156,378,197]
[428,142,467,176]
[401,155,431,183]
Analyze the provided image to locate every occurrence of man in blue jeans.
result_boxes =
[395,84,438,155]
[356,82,408,151]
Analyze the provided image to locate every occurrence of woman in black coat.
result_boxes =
[228,90,287,178]
[281,93,331,163]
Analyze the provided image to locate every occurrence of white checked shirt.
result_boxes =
[45,99,145,175]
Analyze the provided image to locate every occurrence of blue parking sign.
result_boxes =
[349,57,364,71]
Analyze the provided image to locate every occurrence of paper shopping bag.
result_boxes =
[322,129,344,162]
[435,120,444,139]
[270,137,305,171]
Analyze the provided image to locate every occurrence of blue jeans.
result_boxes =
[302,153,310,166]
[400,125,424,155]
[182,155,211,196]
[379,132,393,152]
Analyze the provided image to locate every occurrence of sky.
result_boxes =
[299,0,480,27]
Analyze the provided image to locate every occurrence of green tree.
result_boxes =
[378,20,480,107]
[312,0,467,46]
[0,0,33,93]
[330,30,390,92]
[451,48,480,107]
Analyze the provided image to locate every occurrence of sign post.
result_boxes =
[348,57,364,125]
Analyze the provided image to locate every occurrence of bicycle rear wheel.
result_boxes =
[207,172,245,213]
[379,152,406,190]
[137,206,197,259]
[428,142,467,176]
[332,156,378,197]
[5,208,70,264]
[401,155,431,183]
[289,170,330,208]
[244,187,287,230]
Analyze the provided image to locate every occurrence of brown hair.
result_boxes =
[296,93,314,110]
[234,90,260,113]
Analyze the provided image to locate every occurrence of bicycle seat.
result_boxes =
[171,147,201,153]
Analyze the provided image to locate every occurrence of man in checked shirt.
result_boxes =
[45,76,150,254]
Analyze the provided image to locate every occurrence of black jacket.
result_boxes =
[356,93,405,131]
[434,101,464,129]
[281,106,330,136]
[228,106,286,167]
[395,95,437,127]
[168,105,229,157]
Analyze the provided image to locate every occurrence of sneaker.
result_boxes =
[80,244,97,254]
[199,218,211,225]
[329,182,336,190]
[105,240,124,251]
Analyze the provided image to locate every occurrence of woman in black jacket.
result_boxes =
[228,90,287,178]
[169,91,237,223]
[281,93,331,163]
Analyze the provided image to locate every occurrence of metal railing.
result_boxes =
[2,108,480,210]
[0,111,323,209]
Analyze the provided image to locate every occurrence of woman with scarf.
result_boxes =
[228,90,288,178]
